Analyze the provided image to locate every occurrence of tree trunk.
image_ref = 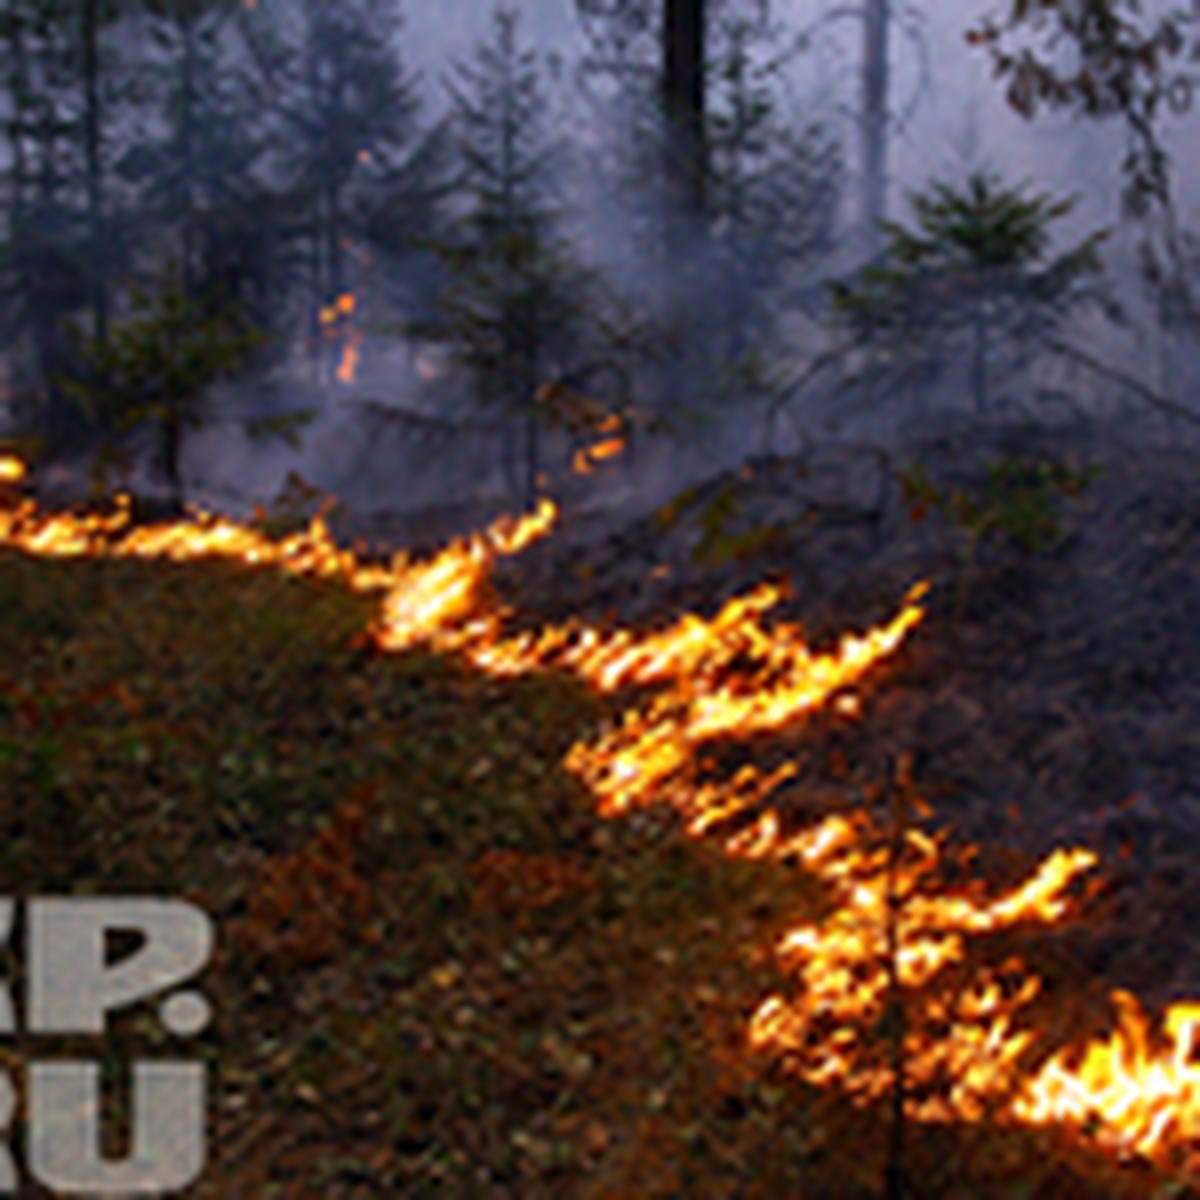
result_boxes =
[972,292,989,413]
[524,411,540,507]
[178,3,200,296]
[861,0,890,256]
[81,0,108,346]
[161,410,185,513]
[662,0,706,221]
[31,45,74,447]
[661,0,709,422]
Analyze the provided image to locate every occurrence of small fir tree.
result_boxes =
[829,171,1116,413]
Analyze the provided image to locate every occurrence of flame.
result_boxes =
[571,414,627,476]
[741,810,1097,1117]
[373,499,557,651]
[319,291,362,385]
[1016,993,1200,1159]
[0,470,558,636]
[336,338,361,385]
[561,587,926,817]
[572,435,626,476]
[730,781,1200,1163]
[319,293,356,325]
[2,455,1198,1170]
[0,456,26,485]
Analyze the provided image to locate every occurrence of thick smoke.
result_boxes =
[21,1,1199,535]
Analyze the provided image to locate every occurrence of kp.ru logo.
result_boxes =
[0,898,213,1194]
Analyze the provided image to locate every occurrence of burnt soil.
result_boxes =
[489,413,1200,1012]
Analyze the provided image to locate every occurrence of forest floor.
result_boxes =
[0,409,1197,1197]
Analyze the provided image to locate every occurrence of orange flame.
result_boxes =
[319,293,356,325]
[0,456,26,485]
[319,292,362,385]
[0,468,557,634]
[373,498,557,652]
[736,799,1200,1166]
[335,337,361,385]
[1016,993,1200,1160]
[741,809,1098,1117]
[572,435,626,476]
[562,586,926,817]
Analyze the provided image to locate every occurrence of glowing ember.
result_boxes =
[0,456,25,485]
[2,455,1198,1170]
[572,435,626,476]
[319,291,363,385]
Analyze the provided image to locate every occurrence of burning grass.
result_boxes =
[0,478,1193,1196]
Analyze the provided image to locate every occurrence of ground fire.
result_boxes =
[0,461,1196,1174]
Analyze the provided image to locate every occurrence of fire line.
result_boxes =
[0,462,1196,1172]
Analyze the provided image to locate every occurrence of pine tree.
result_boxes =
[127,0,271,307]
[575,2,843,419]
[241,0,430,383]
[572,0,666,299]
[705,12,841,385]
[829,171,1116,414]
[0,0,126,449]
[425,5,601,504]
[70,279,264,509]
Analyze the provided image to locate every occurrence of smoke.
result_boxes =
[93,2,1200,534]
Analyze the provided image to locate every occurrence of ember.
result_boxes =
[0,455,25,485]
[572,435,626,476]
[318,291,363,385]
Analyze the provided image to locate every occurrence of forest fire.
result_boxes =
[0,478,557,613]
[373,498,558,650]
[0,461,1197,1173]
[740,810,1200,1162]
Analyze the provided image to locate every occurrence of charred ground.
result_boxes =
[493,412,1200,1012]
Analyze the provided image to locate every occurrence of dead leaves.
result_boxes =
[239,782,382,968]
[470,847,595,919]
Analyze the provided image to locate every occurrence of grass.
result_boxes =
[0,546,1186,1197]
